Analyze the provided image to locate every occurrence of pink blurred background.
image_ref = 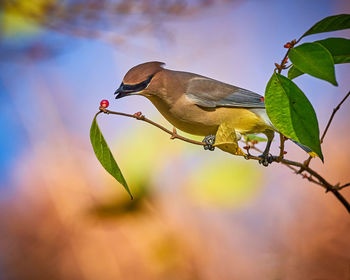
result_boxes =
[0,1,350,279]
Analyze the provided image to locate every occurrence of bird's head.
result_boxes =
[114,61,165,99]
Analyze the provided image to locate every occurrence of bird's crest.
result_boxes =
[123,61,165,85]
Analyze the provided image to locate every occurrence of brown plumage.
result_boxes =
[115,61,276,164]
[116,61,273,135]
[123,62,165,85]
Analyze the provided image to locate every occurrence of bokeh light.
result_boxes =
[1,0,350,279]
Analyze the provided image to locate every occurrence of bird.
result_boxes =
[114,61,308,166]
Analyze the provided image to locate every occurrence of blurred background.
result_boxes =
[0,0,350,279]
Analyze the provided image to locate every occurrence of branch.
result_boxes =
[320,91,350,144]
[273,39,350,213]
[338,182,350,191]
[276,158,350,213]
[98,106,350,214]
[282,163,323,187]
[278,133,286,160]
[98,107,265,162]
[99,107,205,146]
[301,90,350,168]
[275,39,296,74]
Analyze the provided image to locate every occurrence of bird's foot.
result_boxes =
[202,135,216,151]
[258,153,275,167]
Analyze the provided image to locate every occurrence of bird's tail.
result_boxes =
[251,109,318,158]
[290,139,318,158]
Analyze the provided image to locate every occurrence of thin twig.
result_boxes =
[99,107,205,146]
[275,39,350,213]
[277,157,350,213]
[248,145,263,154]
[277,49,291,74]
[276,39,296,74]
[282,162,324,188]
[321,91,350,144]
[281,162,323,190]
[242,139,263,155]
[302,174,325,187]
[303,91,350,167]
[338,182,350,191]
[283,163,299,173]
[278,133,286,160]
[97,106,350,214]
[278,158,331,187]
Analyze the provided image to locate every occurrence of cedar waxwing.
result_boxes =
[114,61,309,166]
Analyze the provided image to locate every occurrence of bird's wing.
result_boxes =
[185,77,265,108]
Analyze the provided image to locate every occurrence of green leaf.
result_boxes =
[244,134,267,142]
[300,14,350,39]
[90,113,133,199]
[316,37,350,64]
[289,42,337,85]
[288,66,304,80]
[265,73,323,161]
[288,38,350,80]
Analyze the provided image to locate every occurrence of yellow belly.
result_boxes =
[214,107,272,135]
[148,95,272,136]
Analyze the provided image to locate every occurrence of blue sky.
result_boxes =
[0,0,349,191]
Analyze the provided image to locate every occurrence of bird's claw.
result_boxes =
[258,153,274,167]
[203,135,216,151]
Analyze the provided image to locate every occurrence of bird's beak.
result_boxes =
[114,86,129,99]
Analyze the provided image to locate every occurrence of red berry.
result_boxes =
[100,99,109,108]
[284,42,292,48]
[133,111,142,117]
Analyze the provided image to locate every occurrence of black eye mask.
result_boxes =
[120,75,153,93]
